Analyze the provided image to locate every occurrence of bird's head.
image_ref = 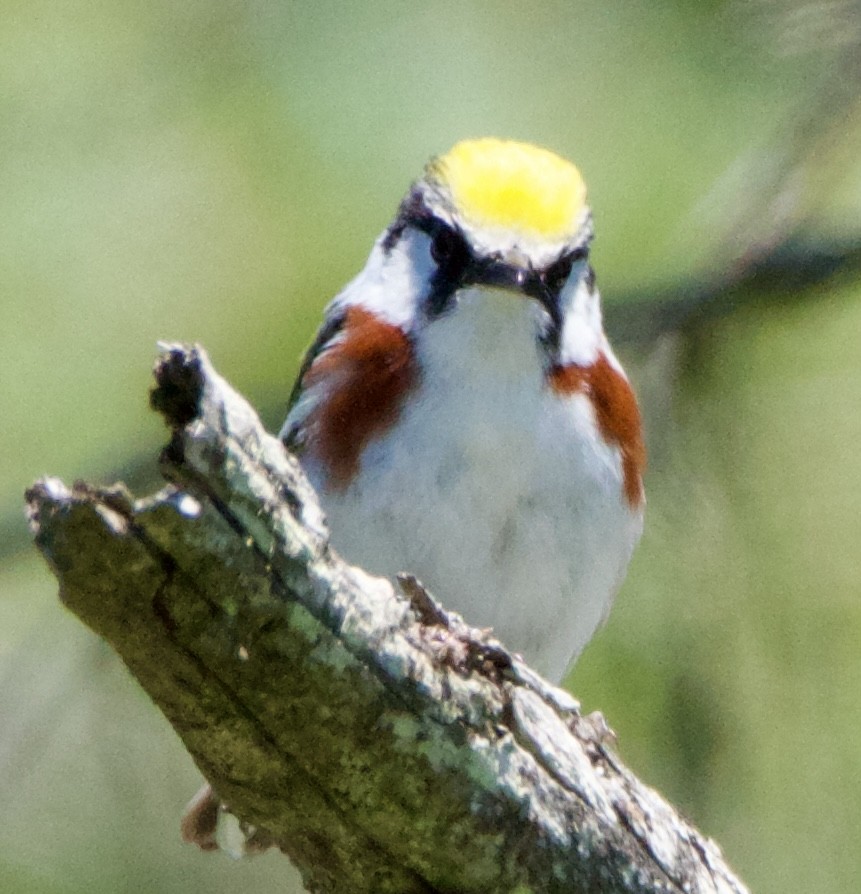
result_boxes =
[345,137,605,369]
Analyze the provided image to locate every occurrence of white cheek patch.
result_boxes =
[338,230,433,330]
[557,269,603,367]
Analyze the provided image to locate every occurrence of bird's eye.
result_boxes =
[429,224,471,278]
[543,256,573,295]
[543,248,587,295]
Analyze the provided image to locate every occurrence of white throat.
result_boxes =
[419,287,548,387]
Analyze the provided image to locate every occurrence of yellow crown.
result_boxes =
[431,138,587,241]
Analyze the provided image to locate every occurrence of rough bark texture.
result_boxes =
[26,344,750,894]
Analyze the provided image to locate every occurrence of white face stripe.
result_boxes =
[336,229,434,330]
[557,265,604,367]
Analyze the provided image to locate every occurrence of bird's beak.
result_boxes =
[466,259,526,290]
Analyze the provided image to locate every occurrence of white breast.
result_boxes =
[304,290,642,681]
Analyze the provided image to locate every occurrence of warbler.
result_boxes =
[281,138,644,682]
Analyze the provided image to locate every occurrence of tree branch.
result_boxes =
[607,232,861,346]
[26,343,749,894]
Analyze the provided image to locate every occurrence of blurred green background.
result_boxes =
[2,2,860,892]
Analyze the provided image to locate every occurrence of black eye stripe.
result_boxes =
[542,246,588,294]
[429,222,471,273]
[543,256,573,294]
[423,222,472,317]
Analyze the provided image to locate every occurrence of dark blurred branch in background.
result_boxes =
[607,232,861,345]
[25,345,750,894]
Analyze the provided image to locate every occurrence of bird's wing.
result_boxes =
[280,306,348,448]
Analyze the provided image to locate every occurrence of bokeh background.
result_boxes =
[3,2,861,892]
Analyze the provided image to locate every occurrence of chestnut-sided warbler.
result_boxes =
[281,138,645,682]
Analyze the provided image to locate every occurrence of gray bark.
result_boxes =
[26,343,749,894]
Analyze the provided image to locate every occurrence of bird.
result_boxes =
[280,138,645,683]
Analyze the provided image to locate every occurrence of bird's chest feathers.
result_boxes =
[333,290,629,575]
[365,293,551,493]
